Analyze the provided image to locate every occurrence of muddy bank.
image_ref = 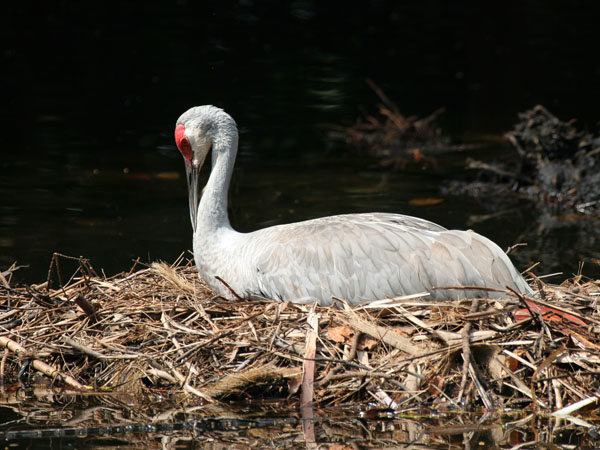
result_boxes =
[446,105,600,215]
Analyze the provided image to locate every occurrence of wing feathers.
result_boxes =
[244,213,530,305]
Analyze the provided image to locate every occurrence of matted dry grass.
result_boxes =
[0,254,599,421]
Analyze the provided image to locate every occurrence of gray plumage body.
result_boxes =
[175,105,533,306]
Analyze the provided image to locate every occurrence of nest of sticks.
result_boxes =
[0,254,599,420]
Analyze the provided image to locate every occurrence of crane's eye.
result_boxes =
[178,137,193,160]
[175,124,193,160]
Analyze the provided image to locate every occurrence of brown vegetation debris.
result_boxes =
[0,254,599,419]
[446,105,600,215]
[330,79,474,169]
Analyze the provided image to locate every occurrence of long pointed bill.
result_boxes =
[185,158,201,232]
[176,123,209,232]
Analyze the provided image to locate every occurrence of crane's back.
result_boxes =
[195,213,533,305]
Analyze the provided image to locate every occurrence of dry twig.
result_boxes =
[0,254,597,417]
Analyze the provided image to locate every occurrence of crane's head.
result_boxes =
[174,105,237,231]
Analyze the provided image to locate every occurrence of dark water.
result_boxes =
[2,3,600,281]
[1,3,600,446]
[0,396,596,449]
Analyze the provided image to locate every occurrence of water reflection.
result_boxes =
[0,386,597,448]
[3,1,599,283]
[2,138,599,284]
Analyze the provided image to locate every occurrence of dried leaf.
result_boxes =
[326,324,354,344]
[408,197,445,206]
[287,373,302,395]
[514,299,587,327]
[358,335,378,351]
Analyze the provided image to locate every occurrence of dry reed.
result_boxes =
[1,253,599,421]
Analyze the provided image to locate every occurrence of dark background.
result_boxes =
[2,1,599,283]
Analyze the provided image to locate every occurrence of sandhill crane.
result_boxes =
[175,105,532,305]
